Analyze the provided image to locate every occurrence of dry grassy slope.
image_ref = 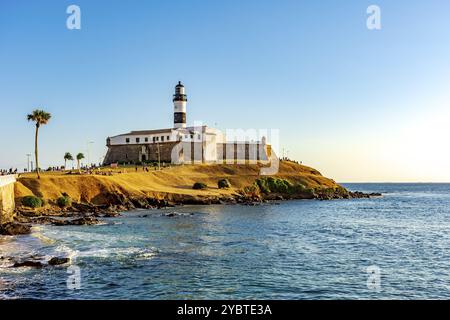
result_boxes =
[15,161,340,205]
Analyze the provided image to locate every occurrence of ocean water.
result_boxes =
[1,183,450,300]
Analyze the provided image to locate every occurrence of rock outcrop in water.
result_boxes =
[0,222,31,235]
[48,257,70,266]
[12,260,43,268]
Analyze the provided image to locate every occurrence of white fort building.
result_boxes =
[104,82,272,165]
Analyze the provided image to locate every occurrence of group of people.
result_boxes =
[66,168,114,176]
[0,168,18,176]
[280,157,302,165]
[135,165,160,172]
[45,166,67,172]
[1,162,171,177]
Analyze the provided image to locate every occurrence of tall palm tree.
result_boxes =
[76,153,85,172]
[27,109,51,179]
[64,152,73,170]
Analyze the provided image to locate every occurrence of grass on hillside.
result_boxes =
[15,161,340,205]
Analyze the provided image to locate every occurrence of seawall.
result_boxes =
[0,175,17,224]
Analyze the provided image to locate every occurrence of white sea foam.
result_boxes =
[73,246,159,260]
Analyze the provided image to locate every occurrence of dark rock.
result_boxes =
[48,257,70,266]
[147,198,176,208]
[94,206,121,217]
[13,214,31,223]
[74,216,99,225]
[51,217,100,226]
[0,223,31,236]
[72,202,96,212]
[125,201,136,210]
[345,191,383,199]
[130,198,149,208]
[28,216,56,225]
[369,192,382,197]
[13,260,43,268]
[349,191,369,199]
[240,200,262,206]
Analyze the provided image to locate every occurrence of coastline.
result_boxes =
[2,183,449,300]
[2,161,381,236]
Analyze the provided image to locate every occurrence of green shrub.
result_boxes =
[254,177,314,196]
[193,182,207,190]
[218,179,231,189]
[57,196,72,208]
[290,184,315,196]
[22,196,43,208]
[255,177,292,194]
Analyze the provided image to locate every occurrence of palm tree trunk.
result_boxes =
[64,159,67,170]
[35,124,40,179]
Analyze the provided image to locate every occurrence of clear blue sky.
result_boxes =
[1,0,450,182]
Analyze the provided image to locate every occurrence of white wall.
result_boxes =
[109,131,175,145]
[0,175,16,188]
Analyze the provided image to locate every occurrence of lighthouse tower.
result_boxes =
[173,81,187,128]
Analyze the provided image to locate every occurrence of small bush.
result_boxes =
[22,195,43,208]
[241,184,260,197]
[254,177,314,196]
[290,184,315,196]
[193,182,207,190]
[57,196,72,208]
[218,179,231,189]
[255,177,292,194]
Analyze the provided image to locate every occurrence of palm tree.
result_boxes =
[76,153,85,172]
[64,152,73,170]
[27,109,51,179]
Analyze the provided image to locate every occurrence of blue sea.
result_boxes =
[1,183,450,299]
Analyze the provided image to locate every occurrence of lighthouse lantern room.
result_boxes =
[173,81,187,128]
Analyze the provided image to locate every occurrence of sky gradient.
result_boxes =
[1,0,450,182]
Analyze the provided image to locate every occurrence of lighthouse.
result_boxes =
[104,81,272,166]
[173,81,187,128]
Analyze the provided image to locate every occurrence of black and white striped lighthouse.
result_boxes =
[173,81,187,129]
